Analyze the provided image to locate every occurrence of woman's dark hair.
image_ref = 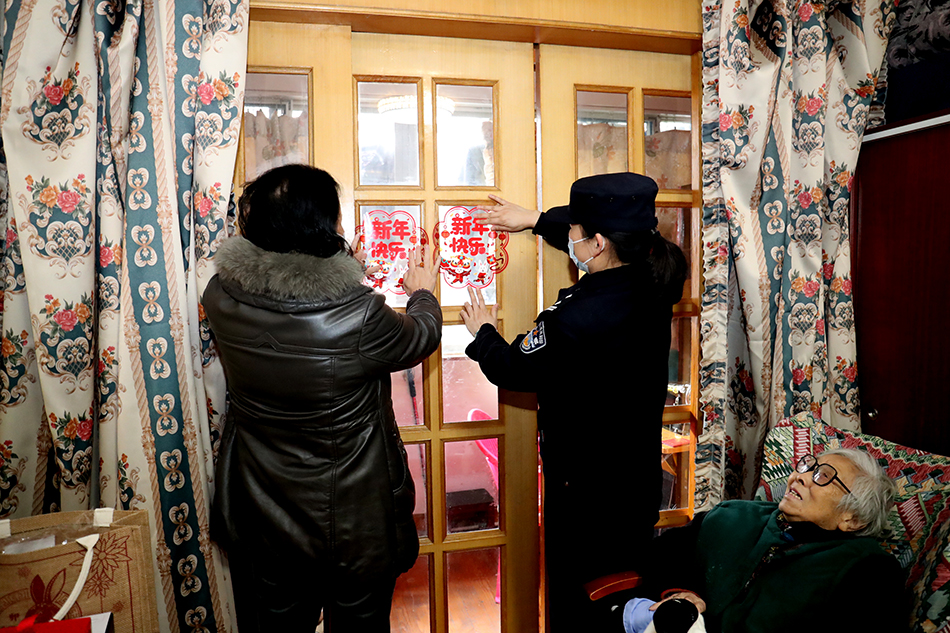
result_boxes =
[582,221,688,305]
[238,164,349,258]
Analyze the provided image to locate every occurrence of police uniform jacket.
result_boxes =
[203,235,441,584]
[465,212,671,578]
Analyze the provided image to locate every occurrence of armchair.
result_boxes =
[585,411,950,633]
[756,411,950,633]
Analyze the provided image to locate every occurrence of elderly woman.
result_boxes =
[623,448,907,633]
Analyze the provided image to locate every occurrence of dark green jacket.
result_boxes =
[646,501,908,633]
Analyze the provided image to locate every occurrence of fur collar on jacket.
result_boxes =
[214,235,366,303]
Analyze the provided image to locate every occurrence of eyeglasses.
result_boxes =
[795,454,852,494]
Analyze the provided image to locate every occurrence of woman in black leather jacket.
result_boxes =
[203,164,442,633]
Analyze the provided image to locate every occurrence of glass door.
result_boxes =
[352,33,540,633]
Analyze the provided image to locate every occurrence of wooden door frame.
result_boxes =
[248,5,701,56]
[244,10,705,632]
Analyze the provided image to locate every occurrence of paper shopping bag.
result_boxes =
[0,510,158,633]
[0,614,91,632]
[0,612,114,633]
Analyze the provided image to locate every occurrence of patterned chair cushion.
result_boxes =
[755,412,950,633]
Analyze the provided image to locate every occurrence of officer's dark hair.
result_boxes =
[581,222,688,305]
[238,163,350,258]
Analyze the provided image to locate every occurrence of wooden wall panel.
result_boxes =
[250,0,703,55]
[251,0,702,34]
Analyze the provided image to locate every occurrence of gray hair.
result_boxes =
[824,448,896,537]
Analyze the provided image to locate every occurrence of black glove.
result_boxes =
[653,598,699,633]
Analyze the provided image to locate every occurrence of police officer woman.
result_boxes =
[460,172,687,632]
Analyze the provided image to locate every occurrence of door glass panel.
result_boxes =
[442,325,499,423]
[660,421,691,510]
[576,90,627,179]
[447,547,502,632]
[243,72,309,181]
[668,317,693,406]
[445,439,500,534]
[437,204,500,307]
[358,81,421,186]
[407,442,429,539]
[656,207,693,290]
[391,554,431,633]
[435,84,494,187]
[359,203,424,308]
[643,94,692,190]
[393,365,425,427]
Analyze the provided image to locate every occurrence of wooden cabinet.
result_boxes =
[852,120,950,456]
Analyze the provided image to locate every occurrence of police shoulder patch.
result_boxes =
[520,322,547,354]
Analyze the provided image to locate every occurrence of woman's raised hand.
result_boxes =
[402,242,441,296]
[351,235,381,278]
[473,195,541,233]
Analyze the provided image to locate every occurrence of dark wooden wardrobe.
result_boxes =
[852,116,950,456]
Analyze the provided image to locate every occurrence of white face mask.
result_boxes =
[568,236,594,274]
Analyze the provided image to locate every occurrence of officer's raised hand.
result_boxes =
[473,195,540,233]
[460,287,499,336]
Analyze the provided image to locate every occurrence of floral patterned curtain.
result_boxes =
[0,1,247,631]
[880,0,950,125]
[696,0,898,506]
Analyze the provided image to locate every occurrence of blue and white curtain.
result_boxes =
[696,0,898,507]
[0,1,247,631]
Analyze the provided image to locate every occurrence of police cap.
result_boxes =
[546,172,658,234]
